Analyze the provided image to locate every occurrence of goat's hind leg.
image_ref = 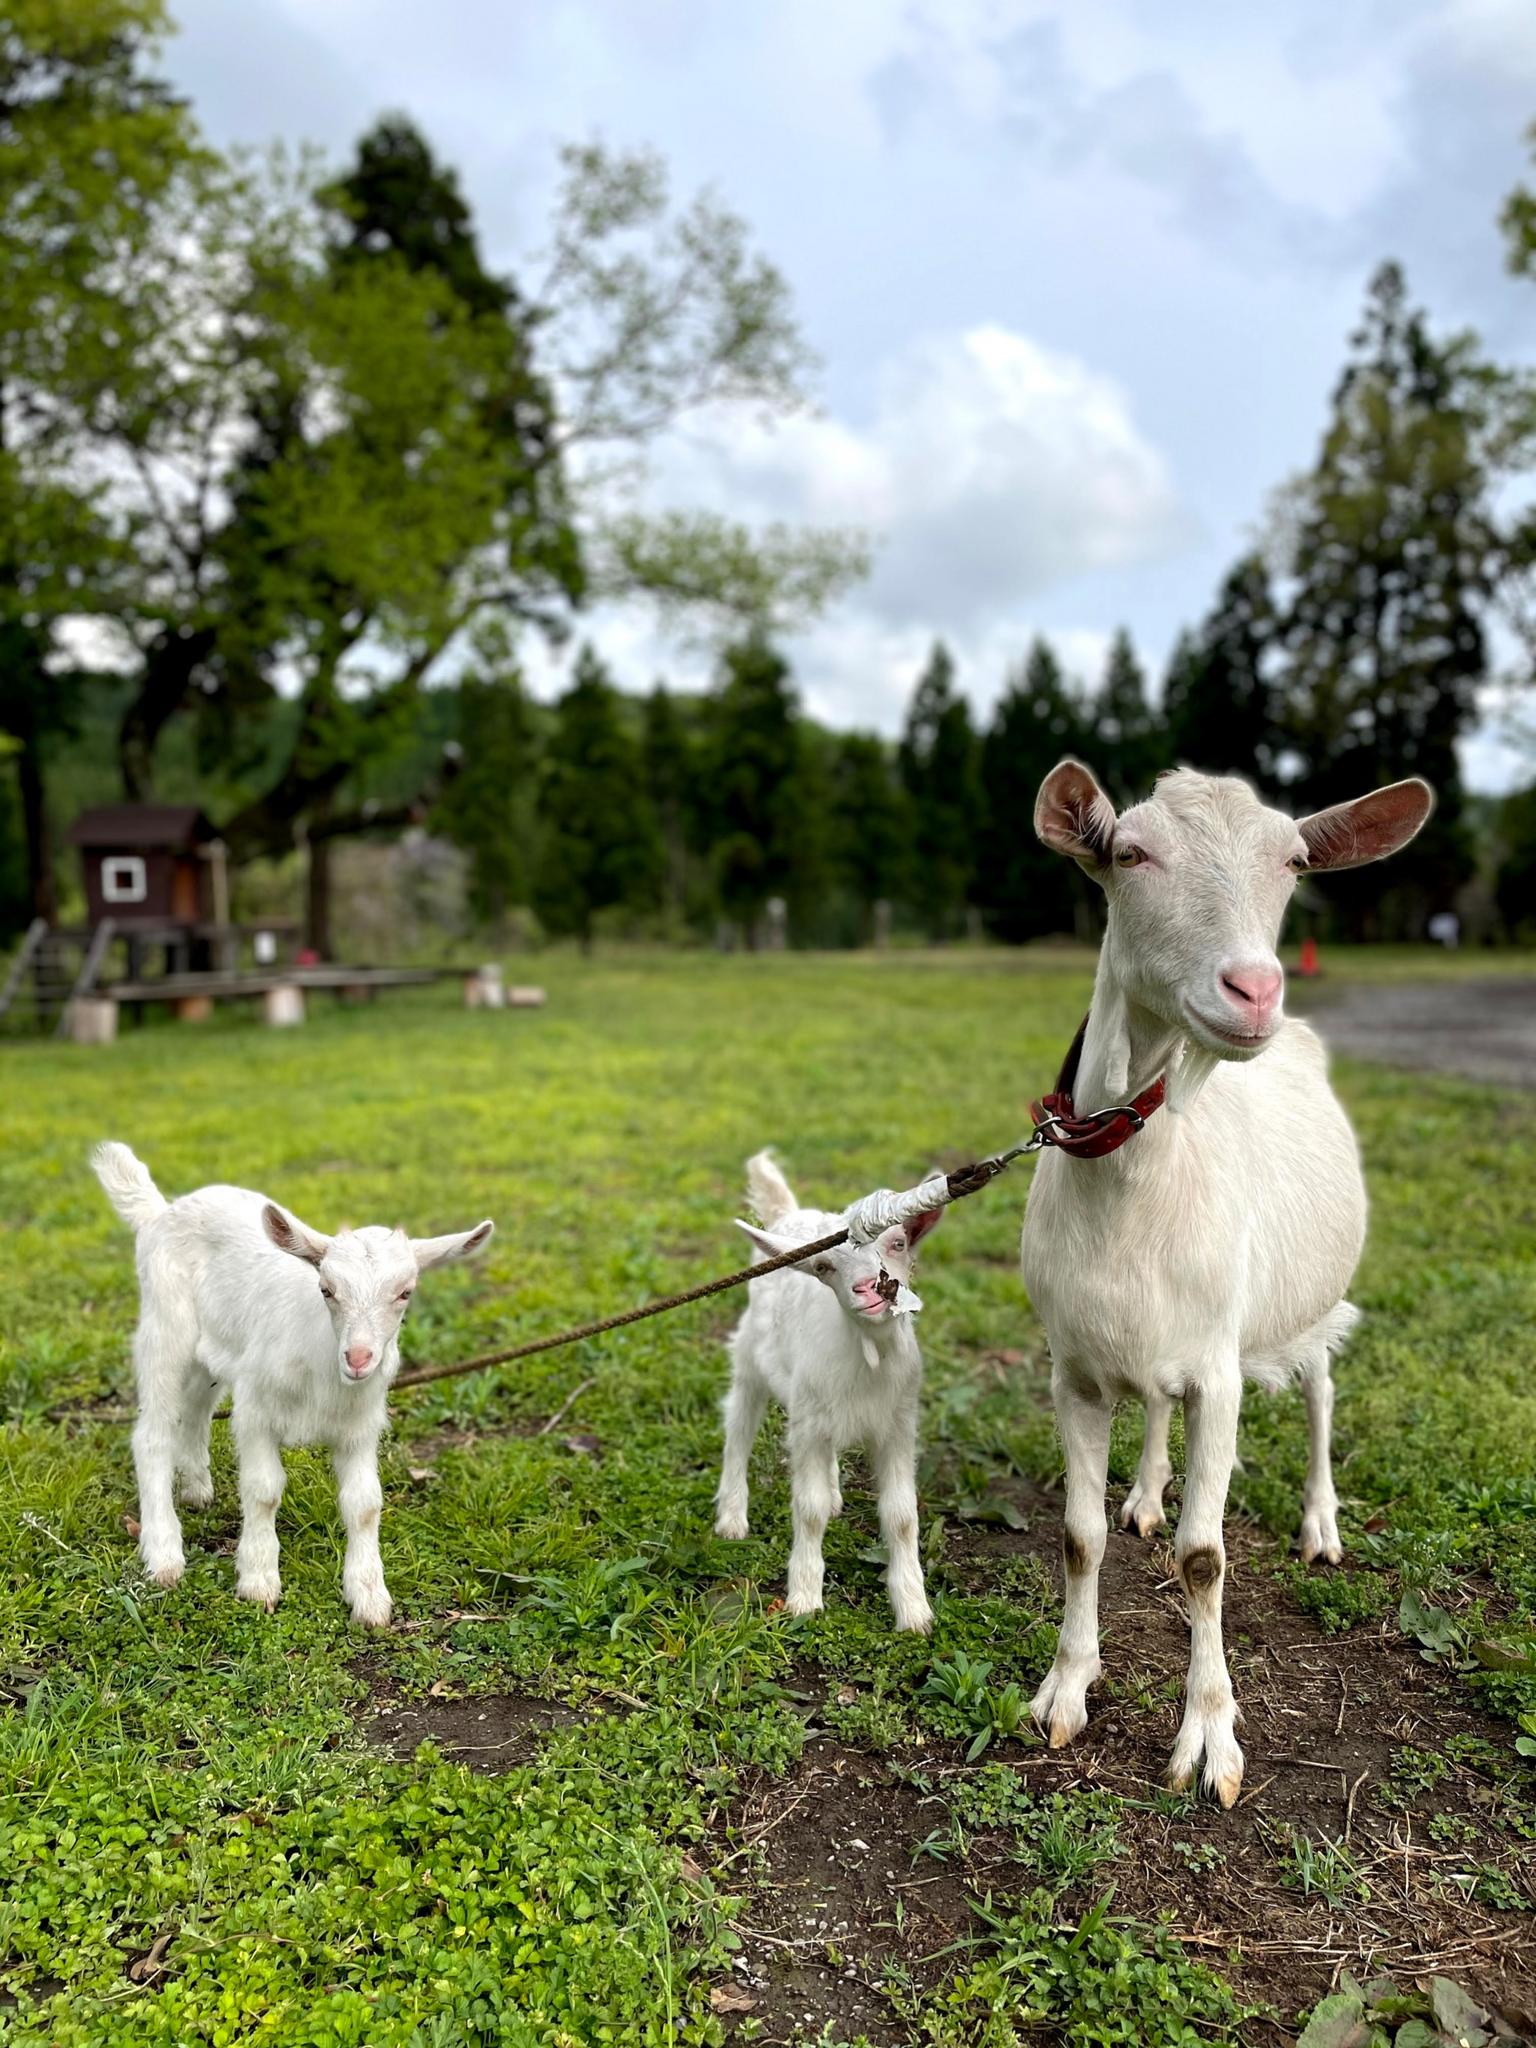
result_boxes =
[1031,1371,1112,1748]
[1120,1392,1173,1537]
[1298,1332,1345,1567]
[130,1293,200,1588]
[176,1366,220,1510]
[715,1359,770,1540]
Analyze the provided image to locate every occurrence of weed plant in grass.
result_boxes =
[0,953,1533,2043]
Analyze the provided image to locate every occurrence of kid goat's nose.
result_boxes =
[345,1344,375,1375]
[1219,963,1283,1031]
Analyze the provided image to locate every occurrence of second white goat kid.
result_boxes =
[94,1143,493,1625]
[715,1152,943,1633]
[1019,761,1432,1807]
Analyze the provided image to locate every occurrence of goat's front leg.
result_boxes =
[1031,1372,1111,1748]
[1298,1351,1343,1566]
[1120,1393,1173,1537]
[869,1426,931,1634]
[333,1435,392,1627]
[232,1409,286,1612]
[1167,1364,1244,1807]
[783,1418,836,1617]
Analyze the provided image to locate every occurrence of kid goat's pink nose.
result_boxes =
[345,1344,374,1375]
[1219,964,1283,1029]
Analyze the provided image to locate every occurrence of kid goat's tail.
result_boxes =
[92,1142,168,1233]
[745,1150,797,1227]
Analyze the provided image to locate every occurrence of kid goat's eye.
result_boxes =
[1114,845,1144,868]
[812,1260,833,1276]
[1286,854,1309,873]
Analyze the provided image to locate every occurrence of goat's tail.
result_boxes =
[92,1142,168,1233]
[744,1150,797,1226]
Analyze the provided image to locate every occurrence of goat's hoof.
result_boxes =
[714,1513,749,1541]
[350,1597,393,1629]
[1119,1478,1170,1537]
[179,1478,215,1510]
[1030,1663,1096,1748]
[144,1557,184,1590]
[237,1576,281,1613]
[1167,1715,1244,1808]
[1298,1512,1343,1567]
[782,1592,824,1618]
[894,1604,933,1635]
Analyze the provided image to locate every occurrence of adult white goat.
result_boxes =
[1020,762,1432,1806]
[94,1143,492,1624]
[716,1152,943,1632]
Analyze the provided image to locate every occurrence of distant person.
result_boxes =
[1427,911,1460,949]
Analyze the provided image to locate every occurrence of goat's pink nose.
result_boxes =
[345,1344,374,1374]
[1219,964,1283,1027]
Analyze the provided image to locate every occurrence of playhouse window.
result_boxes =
[101,856,148,904]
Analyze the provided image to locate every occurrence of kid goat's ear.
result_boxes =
[1295,779,1435,871]
[1035,758,1116,871]
[734,1220,795,1263]
[409,1221,495,1271]
[904,1205,944,1248]
[262,1203,332,1267]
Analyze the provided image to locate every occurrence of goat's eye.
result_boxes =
[396,1290,413,1304]
[319,1285,336,1302]
[1114,844,1145,868]
[812,1260,833,1277]
[1286,854,1309,873]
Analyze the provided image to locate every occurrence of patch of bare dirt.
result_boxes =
[356,1664,580,1770]
[709,1737,985,2047]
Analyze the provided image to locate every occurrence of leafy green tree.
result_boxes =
[1092,628,1158,803]
[0,0,200,917]
[1162,556,1280,787]
[642,684,702,927]
[702,633,804,943]
[829,732,910,943]
[1494,781,1536,940]
[534,646,661,949]
[1271,263,1494,934]
[976,638,1085,942]
[898,641,980,940]
[440,660,541,928]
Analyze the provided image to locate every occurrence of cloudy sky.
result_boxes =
[165,0,1536,788]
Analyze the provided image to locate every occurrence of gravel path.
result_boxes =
[1291,976,1536,1088]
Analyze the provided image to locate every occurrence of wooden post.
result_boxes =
[64,997,118,1045]
[175,994,214,1024]
[264,984,305,1027]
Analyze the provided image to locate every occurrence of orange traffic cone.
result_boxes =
[1298,936,1320,978]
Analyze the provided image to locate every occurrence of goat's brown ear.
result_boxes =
[1035,758,1116,869]
[262,1202,331,1267]
[1297,779,1434,872]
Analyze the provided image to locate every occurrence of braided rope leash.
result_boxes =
[393,1147,1032,1394]
[394,1013,1166,1396]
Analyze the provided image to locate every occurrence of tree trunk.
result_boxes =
[306,832,334,959]
[118,627,217,800]
[16,721,57,923]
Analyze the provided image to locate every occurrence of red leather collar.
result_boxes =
[1028,1014,1167,1160]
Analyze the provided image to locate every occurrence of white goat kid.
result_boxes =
[1020,762,1432,1806]
[94,1143,492,1625]
[716,1152,943,1632]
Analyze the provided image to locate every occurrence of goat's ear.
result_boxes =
[904,1205,944,1248]
[1296,779,1435,872]
[734,1219,794,1264]
[263,1202,331,1267]
[1035,758,1116,870]
[410,1220,494,1271]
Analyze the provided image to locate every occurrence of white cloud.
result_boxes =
[641,323,1193,633]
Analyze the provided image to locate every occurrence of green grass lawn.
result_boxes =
[1,954,1534,2047]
